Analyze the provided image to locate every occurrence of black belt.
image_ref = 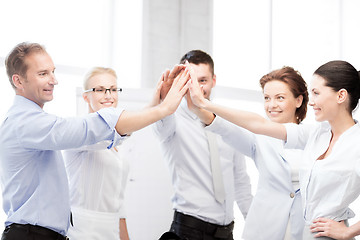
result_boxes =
[173,211,234,239]
[7,223,69,240]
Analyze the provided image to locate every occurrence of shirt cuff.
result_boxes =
[205,115,225,134]
[97,107,124,149]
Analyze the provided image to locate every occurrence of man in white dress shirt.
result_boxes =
[154,50,253,240]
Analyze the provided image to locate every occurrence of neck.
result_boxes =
[329,113,355,138]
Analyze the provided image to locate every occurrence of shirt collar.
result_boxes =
[13,95,44,112]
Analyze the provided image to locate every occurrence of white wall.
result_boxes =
[1,1,360,239]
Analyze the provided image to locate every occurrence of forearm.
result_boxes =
[119,218,130,240]
[347,221,360,239]
[202,99,287,140]
[115,103,170,135]
[193,108,215,126]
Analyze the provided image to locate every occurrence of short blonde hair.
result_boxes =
[83,67,117,90]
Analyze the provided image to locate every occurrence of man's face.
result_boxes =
[189,63,216,100]
[16,52,57,108]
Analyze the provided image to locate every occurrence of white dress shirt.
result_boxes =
[153,99,253,225]
[285,121,360,225]
[63,141,129,239]
[0,96,123,236]
[206,116,304,240]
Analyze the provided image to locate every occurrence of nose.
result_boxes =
[104,89,113,99]
[269,99,278,108]
[308,97,314,106]
[49,73,58,85]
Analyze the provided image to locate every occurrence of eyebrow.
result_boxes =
[92,85,117,88]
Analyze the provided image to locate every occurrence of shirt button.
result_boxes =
[290,192,295,198]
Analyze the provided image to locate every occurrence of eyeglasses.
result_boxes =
[84,87,122,95]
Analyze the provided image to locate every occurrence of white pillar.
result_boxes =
[141,0,213,87]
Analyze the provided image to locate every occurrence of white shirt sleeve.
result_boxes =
[153,114,176,142]
[206,116,257,158]
[233,152,253,219]
[284,123,311,150]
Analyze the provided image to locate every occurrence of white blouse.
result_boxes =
[207,117,304,240]
[64,141,129,217]
[285,121,360,225]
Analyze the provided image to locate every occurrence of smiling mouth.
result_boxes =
[269,111,282,114]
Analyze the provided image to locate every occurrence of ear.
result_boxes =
[295,95,303,108]
[83,92,90,104]
[212,74,217,88]
[12,74,23,90]
[337,88,348,104]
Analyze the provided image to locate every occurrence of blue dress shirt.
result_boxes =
[0,96,123,236]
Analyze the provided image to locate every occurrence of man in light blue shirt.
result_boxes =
[0,42,189,240]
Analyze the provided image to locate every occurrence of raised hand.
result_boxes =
[160,64,186,100]
[147,72,165,108]
[161,67,190,114]
[187,67,207,108]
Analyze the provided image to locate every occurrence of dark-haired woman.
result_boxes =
[189,60,360,240]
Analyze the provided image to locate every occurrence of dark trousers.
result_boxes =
[1,224,68,240]
[170,212,234,240]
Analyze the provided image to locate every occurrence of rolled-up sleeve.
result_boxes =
[206,116,256,158]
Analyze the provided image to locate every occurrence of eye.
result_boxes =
[278,96,285,100]
[111,88,119,93]
[39,72,47,76]
[198,79,207,83]
[95,88,104,93]
[264,96,270,101]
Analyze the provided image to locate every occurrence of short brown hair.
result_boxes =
[5,42,46,89]
[260,66,309,124]
[180,50,214,76]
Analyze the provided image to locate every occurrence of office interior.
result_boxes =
[0,0,360,239]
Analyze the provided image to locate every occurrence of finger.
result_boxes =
[163,69,170,82]
[187,64,197,82]
[180,69,191,87]
[174,70,190,95]
[169,64,185,80]
[156,79,163,92]
[313,218,326,223]
[173,68,189,87]
[158,72,165,85]
[173,68,186,85]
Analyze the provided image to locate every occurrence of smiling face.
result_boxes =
[263,80,303,123]
[83,72,118,113]
[309,74,340,122]
[189,63,216,100]
[14,52,57,108]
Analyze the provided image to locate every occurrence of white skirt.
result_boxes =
[67,207,120,240]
